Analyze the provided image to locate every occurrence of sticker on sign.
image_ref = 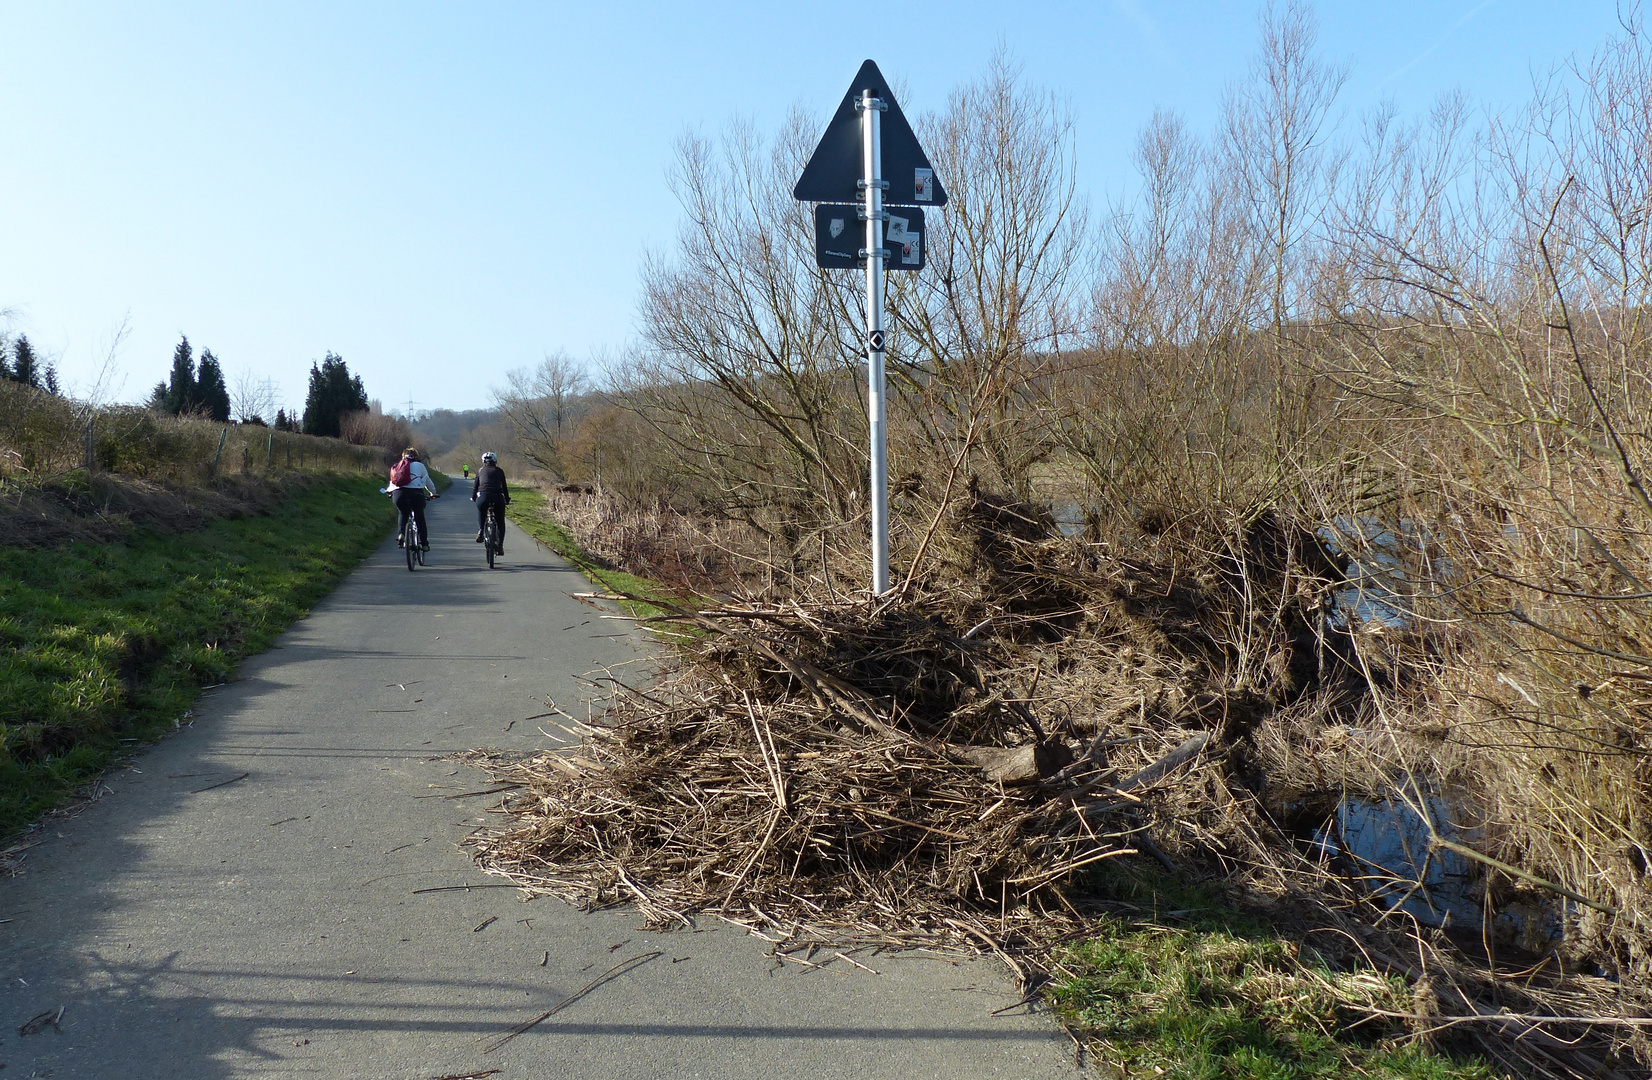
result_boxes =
[887,214,921,266]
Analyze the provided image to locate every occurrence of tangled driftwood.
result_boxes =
[467,497,1652,1077]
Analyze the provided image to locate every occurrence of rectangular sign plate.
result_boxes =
[814,205,925,271]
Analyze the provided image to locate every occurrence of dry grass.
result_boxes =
[536,488,755,596]
[1,380,384,487]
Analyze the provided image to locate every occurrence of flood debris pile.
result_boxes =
[469,495,1652,1076]
[469,497,1353,941]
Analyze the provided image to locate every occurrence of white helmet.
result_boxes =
[481,451,498,465]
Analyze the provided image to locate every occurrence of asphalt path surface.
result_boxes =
[0,491,1082,1078]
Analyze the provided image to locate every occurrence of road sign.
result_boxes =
[794,61,945,595]
[793,59,948,208]
[814,205,925,270]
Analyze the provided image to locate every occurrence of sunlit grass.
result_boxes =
[0,474,395,838]
[1049,868,1497,1080]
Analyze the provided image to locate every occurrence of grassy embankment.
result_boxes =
[504,486,682,621]
[0,473,396,839]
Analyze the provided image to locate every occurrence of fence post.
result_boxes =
[84,416,96,474]
[211,427,228,476]
[267,431,274,469]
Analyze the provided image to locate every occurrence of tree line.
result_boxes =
[0,335,62,396]
[146,335,372,439]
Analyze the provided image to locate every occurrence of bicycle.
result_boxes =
[480,502,503,569]
[405,512,424,570]
[387,488,438,571]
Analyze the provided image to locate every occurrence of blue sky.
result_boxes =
[0,1,1630,413]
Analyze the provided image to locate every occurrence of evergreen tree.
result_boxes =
[301,352,369,437]
[274,408,289,431]
[196,349,232,422]
[10,335,41,388]
[161,335,198,414]
[0,337,10,382]
[43,365,60,396]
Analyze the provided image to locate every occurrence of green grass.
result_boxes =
[504,487,687,623]
[1048,867,1496,1080]
[0,473,396,839]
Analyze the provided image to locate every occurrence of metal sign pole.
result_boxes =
[796,61,944,594]
[861,88,890,595]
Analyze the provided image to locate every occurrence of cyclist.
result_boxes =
[462,462,471,480]
[471,451,510,554]
[389,447,437,550]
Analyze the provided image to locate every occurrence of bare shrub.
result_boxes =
[494,351,591,477]
[338,408,412,457]
[0,381,81,476]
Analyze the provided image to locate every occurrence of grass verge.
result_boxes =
[1048,867,1495,1080]
[0,473,396,839]
[504,486,686,622]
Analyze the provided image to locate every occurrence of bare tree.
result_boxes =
[230,369,280,425]
[1223,1,1349,342]
[80,312,133,410]
[888,51,1090,499]
[494,351,593,475]
[632,113,866,531]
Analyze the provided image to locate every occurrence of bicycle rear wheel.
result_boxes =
[406,520,418,570]
[484,518,495,568]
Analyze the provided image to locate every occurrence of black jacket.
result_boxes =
[471,464,510,501]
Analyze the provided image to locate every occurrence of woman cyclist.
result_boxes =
[389,447,437,550]
[471,451,510,554]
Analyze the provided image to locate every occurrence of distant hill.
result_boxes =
[410,407,502,458]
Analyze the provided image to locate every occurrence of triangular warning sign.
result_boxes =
[793,59,947,208]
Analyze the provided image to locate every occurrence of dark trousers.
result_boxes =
[476,496,506,545]
[394,488,429,546]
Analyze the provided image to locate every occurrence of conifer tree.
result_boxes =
[301,352,369,437]
[196,349,232,422]
[161,335,198,414]
[10,335,40,388]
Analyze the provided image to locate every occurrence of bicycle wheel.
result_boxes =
[406,519,418,571]
[484,518,495,569]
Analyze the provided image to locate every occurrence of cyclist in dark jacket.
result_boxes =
[471,451,510,554]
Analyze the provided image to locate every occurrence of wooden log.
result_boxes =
[960,741,1074,785]
[1115,731,1209,792]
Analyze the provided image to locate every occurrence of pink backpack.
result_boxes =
[389,458,413,486]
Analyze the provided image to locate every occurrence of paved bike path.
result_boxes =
[0,492,1081,1078]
